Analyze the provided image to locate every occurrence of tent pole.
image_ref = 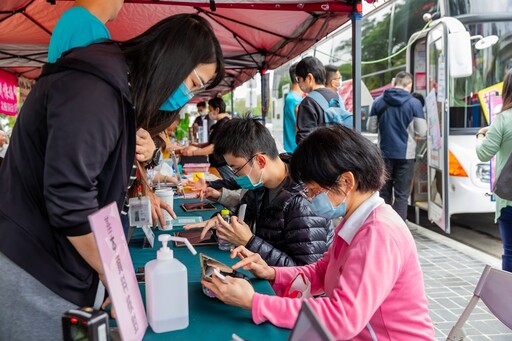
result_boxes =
[351,2,363,132]
[260,70,269,125]
[231,87,234,115]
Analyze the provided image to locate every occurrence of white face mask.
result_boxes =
[333,76,342,91]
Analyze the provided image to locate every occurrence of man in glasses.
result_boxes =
[185,118,333,267]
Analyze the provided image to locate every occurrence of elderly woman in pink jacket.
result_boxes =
[202,125,435,340]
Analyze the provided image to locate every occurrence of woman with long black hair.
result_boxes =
[0,14,223,340]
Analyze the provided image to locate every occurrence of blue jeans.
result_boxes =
[498,205,512,272]
[380,158,415,220]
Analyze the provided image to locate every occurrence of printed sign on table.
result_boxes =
[89,202,147,341]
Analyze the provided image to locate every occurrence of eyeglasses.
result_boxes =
[192,69,206,93]
[231,155,257,176]
[231,153,266,176]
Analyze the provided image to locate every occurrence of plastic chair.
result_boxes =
[446,265,512,340]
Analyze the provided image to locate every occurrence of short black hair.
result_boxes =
[325,64,339,85]
[411,92,425,107]
[214,118,279,160]
[295,56,326,85]
[197,101,207,109]
[208,97,226,113]
[290,125,386,193]
[289,63,299,84]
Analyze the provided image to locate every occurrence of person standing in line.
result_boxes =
[295,56,339,145]
[325,64,344,101]
[367,71,427,220]
[476,69,512,272]
[283,63,303,154]
[192,101,209,142]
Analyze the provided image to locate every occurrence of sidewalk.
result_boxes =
[410,222,511,340]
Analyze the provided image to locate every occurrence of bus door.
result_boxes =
[410,22,450,232]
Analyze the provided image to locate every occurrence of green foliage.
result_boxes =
[333,0,434,90]
[278,75,291,99]
[175,114,190,141]
[222,93,232,112]
[233,97,262,117]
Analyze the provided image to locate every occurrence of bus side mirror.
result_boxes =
[448,31,472,78]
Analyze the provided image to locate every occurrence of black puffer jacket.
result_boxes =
[242,175,333,267]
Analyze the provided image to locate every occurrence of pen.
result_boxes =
[231,333,246,341]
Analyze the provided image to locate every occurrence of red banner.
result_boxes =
[0,69,18,116]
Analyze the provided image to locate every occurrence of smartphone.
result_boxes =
[199,253,251,283]
[181,202,217,212]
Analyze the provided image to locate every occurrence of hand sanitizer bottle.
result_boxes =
[145,234,197,333]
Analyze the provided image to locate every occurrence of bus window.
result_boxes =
[450,20,512,129]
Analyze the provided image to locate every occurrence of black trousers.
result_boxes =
[380,158,415,220]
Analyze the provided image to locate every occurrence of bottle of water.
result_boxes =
[218,209,233,251]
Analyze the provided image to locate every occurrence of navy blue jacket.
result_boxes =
[367,88,427,159]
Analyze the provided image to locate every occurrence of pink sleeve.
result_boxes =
[253,224,403,339]
[271,245,331,296]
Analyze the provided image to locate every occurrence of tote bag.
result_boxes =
[494,153,512,201]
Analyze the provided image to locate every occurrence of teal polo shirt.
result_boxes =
[48,6,111,63]
[283,91,303,153]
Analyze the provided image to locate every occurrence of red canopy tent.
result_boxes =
[0,0,365,124]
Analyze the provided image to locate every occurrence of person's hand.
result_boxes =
[186,176,207,192]
[101,297,117,319]
[200,187,221,201]
[477,127,489,136]
[148,191,176,228]
[216,215,253,247]
[181,146,199,156]
[230,246,275,281]
[184,217,218,240]
[135,128,156,162]
[200,270,254,310]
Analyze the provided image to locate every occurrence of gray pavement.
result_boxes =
[410,222,512,340]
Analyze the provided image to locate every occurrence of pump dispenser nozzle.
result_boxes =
[157,234,197,261]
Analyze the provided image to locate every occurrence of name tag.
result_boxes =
[128,196,152,227]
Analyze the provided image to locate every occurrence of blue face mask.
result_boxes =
[233,164,264,190]
[309,191,346,219]
[160,82,194,111]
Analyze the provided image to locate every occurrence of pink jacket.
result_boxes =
[252,193,434,340]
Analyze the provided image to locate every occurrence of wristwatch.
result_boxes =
[146,148,162,169]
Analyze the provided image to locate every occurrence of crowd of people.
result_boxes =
[3,0,511,340]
